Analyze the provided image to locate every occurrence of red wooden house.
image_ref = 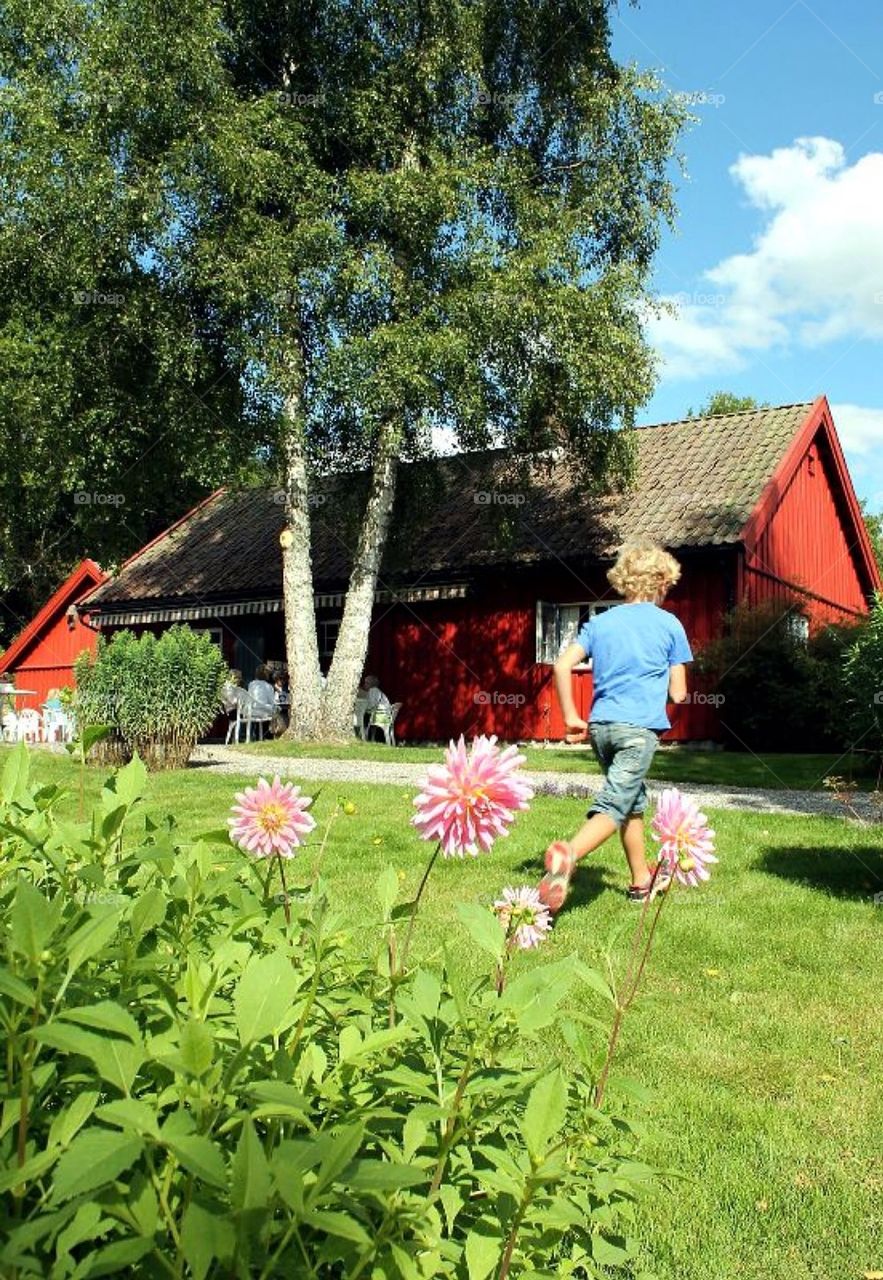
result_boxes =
[64,397,881,742]
[0,560,109,709]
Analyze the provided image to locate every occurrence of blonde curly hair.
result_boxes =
[607,540,681,600]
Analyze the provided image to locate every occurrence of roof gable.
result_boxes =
[0,560,108,669]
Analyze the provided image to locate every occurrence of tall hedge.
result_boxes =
[843,594,883,768]
[74,626,227,769]
[696,601,859,753]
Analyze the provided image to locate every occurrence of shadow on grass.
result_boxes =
[756,845,883,900]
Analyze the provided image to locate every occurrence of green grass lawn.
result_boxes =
[17,750,883,1280]
[232,735,879,792]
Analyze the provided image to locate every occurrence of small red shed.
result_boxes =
[0,560,108,710]
[69,397,883,743]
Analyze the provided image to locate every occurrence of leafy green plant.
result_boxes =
[842,593,883,772]
[74,626,227,771]
[0,744,655,1278]
[696,600,858,753]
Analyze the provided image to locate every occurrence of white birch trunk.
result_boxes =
[320,421,400,739]
[281,386,323,740]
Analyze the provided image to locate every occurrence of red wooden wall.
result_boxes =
[742,427,873,625]
[364,553,733,744]
[0,563,106,711]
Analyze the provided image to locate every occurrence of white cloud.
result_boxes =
[649,136,883,378]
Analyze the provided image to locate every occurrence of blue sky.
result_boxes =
[612,0,883,511]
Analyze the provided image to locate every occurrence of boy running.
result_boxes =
[539,541,692,910]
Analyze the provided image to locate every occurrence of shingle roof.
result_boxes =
[87,402,813,609]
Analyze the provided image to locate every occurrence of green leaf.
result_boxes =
[129,887,167,940]
[10,878,56,962]
[310,1124,365,1200]
[499,959,576,1032]
[48,1091,100,1148]
[84,1236,154,1277]
[164,1134,228,1189]
[341,1159,429,1192]
[2,741,30,804]
[0,966,37,1007]
[465,1220,502,1280]
[181,1201,235,1280]
[90,1039,143,1095]
[456,902,506,962]
[58,1001,141,1043]
[49,1129,143,1203]
[375,865,399,920]
[0,1146,61,1194]
[573,959,616,1004]
[79,725,111,758]
[302,1209,371,1246]
[591,1234,634,1267]
[339,1025,413,1066]
[231,1119,271,1213]
[234,951,300,1044]
[105,754,147,811]
[178,1018,214,1077]
[64,907,125,977]
[96,1099,160,1139]
[521,1070,566,1158]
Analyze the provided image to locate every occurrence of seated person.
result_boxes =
[221,669,244,712]
[358,674,391,740]
[44,687,63,711]
[247,665,277,717]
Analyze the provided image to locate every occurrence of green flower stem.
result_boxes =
[258,1220,316,1280]
[276,852,291,928]
[15,972,44,1179]
[497,1182,535,1280]
[429,1046,477,1196]
[594,888,670,1108]
[399,840,441,974]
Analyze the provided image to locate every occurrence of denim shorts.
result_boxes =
[588,721,660,827]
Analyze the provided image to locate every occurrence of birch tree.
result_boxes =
[2,0,685,738]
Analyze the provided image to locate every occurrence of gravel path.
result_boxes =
[190,745,881,820]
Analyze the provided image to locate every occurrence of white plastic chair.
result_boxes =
[2,710,18,743]
[16,709,41,743]
[224,687,250,745]
[245,691,275,743]
[42,706,74,743]
[367,701,402,747]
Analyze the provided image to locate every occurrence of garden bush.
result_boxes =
[0,744,658,1279]
[696,600,859,753]
[74,626,227,771]
[842,593,883,772]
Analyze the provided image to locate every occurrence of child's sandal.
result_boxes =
[538,840,576,914]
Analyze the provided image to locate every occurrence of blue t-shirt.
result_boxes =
[575,603,693,731]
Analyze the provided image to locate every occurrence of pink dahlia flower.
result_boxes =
[229,775,316,859]
[493,885,552,950]
[412,734,533,857]
[651,787,717,887]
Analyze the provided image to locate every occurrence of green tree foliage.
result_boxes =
[685,391,767,417]
[697,600,859,753]
[74,626,226,768]
[1,0,686,734]
[843,594,883,764]
[0,0,271,640]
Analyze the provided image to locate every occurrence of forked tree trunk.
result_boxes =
[320,421,401,739]
[281,384,323,740]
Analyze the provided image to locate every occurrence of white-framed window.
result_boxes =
[535,601,621,664]
[192,626,223,650]
[318,618,340,662]
[785,612,809,645]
